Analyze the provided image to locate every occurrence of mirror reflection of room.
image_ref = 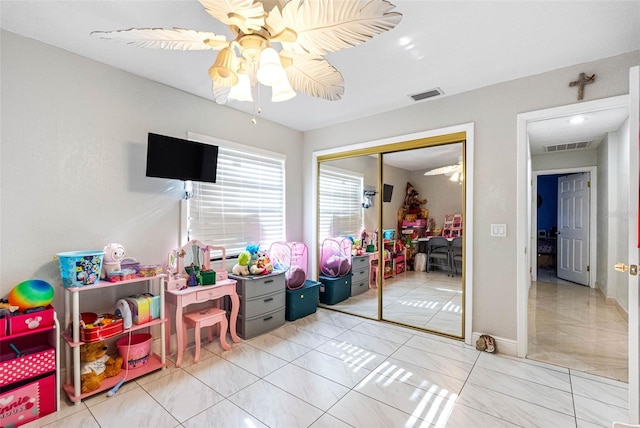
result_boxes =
[317,142,465,338]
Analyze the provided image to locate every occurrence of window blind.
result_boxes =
[318,165,363,242]
[188,145,285,256]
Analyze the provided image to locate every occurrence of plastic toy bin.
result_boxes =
[116,333,152,369]
[56,250,104,287]
[285,280,320,321]
[319,274,352,305]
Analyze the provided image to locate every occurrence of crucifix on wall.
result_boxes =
[569,72,596,100]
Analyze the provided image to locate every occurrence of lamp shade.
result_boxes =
[228,73,253,102]
[257,47,286,87]
[208,47,238,87]
[271,77,296,102]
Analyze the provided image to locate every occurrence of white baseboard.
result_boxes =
[472,331,518,357]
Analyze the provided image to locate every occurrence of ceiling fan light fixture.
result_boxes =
[257,47,286,86]
[208,47,239,87]
[228,72,254,102]
[271,77,296,102]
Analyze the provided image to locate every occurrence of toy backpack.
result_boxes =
[320,237,352,277]
[269,242,308,290]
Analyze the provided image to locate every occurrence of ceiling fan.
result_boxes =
[91,0,402,104]
[424,159,464,182]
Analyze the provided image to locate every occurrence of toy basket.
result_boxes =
[320,237,352,278]
[269,242,308,290]
[116,333,152,369]
[56,250,104,288]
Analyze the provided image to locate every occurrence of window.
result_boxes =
[318,165,363,242]
[186,133,285,256]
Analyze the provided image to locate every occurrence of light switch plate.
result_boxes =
[491,224,507,237]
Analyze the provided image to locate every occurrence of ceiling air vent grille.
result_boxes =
[410,88,443,101]
[544,141,591,152]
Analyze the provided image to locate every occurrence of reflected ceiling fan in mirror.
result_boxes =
[91,0,402,106]
[424,158,463,182]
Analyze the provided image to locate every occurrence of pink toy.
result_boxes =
[101,243,126,279]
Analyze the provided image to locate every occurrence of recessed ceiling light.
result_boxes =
[569,116,586,124]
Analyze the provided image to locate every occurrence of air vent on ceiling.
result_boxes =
[410,87,443,101]
[544,141,591,152]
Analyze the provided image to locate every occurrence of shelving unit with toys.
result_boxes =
[60,275,167,403]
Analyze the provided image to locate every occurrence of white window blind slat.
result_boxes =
[318,166,364,242]
[188,146,285,256]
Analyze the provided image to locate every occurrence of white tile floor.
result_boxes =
[528,268,628,382]
[28,306,631,428]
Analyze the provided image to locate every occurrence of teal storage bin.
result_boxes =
[286,280,320,321]
[319,274,351,305]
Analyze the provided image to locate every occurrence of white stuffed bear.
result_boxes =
[101,243,126,279]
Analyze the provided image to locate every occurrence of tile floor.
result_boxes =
[323,270,463,336]
[528,268,629,382]
[29,305,630,427]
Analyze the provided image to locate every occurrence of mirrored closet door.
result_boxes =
[316,133,467,339]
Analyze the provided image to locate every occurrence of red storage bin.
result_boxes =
[0,317,6,337]
[7,306,54,335]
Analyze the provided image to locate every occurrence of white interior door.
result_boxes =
[557,172,590,285]
[625,65,640,424]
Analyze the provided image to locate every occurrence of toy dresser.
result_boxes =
[285,280,320,321]
[230,271,286,339]
[319,273,352,305]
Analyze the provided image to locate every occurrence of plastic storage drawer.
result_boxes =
[237,307,285,339]
[352,255,369,271]
[285,280,320,321]
[239,289,286,318]
[319,274,351,305]
[351,278,368,296]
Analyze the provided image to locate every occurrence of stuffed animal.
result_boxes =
[101,243,126,279]
[245,244,260,266]
[249,252,274,275]
[80,341,123,394]
[232,251,251,276]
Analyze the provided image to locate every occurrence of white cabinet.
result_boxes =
[61,275,166,403]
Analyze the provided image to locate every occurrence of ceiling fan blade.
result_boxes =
[423,164,461,176]
[198,0,266,33]
[283,53,344,101]
[276,0,402,55]
[91,28,227,51]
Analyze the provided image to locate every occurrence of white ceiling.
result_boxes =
[2,0,639,168]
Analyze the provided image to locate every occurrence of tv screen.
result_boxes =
[383,184,393,202]
[146,133,218,183]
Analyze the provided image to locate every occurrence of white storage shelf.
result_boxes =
[61,275,167,403]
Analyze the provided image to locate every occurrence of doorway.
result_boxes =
[517,95,631,379]
[532,168,597,288]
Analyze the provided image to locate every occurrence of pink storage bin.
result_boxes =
[0,346,55,386]
[320,237,352,278]
[117,333,152,369]
[269,242,308,290]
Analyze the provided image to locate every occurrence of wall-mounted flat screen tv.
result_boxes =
[383,184,394,202]
[146,133,218,183]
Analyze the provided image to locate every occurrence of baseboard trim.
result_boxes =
[598,287,629,322]
[472,332,517,357]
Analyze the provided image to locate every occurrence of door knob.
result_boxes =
[614,263,638,275]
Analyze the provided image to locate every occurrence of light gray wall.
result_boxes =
[0,31,303,315]
[596,135,610,296]
[410,172,463,232]
[303,49,640,341]
[532,149,597,170]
